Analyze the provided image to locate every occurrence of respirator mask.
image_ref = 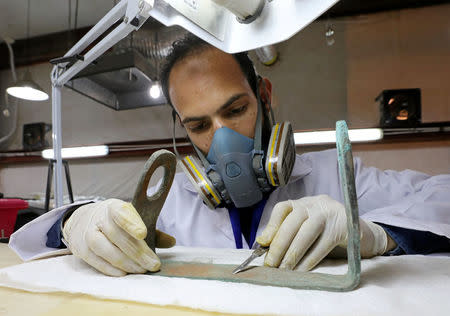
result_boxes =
[173,78,296,209]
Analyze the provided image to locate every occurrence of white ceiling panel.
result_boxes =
[0,0,116,41]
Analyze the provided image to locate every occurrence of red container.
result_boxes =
[0,199,29,239]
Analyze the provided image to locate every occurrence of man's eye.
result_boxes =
[189,122,209,132]
[227,105,247,116]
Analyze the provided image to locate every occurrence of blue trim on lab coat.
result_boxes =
[46,215,66,248]
[228,198,268,249]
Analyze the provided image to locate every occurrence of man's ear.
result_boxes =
[258,77,273,110]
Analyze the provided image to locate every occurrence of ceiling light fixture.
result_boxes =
[6,0,49,101]
[7,70,49,101]
[149,83,161,99]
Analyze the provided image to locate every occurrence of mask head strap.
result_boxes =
[252,77,273,193]
[253,77,264,152]
[259,77,275,125]
[171,109,180,158]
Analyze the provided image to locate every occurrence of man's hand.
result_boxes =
[256,195,391,271]
[63,199,175,276]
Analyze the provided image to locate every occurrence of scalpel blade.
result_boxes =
[232,245,268,274]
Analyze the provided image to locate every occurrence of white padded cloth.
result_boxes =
[1,246,449,316]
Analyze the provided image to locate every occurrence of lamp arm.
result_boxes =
[51,0,154,86]
[50,0,155,208]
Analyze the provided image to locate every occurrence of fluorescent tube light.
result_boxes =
[294,128,383,145]
[42,145,109,159]
[348,128,383,142]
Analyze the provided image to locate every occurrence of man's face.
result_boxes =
[168,47,258,154]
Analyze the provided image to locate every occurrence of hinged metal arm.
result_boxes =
[51,0,154,87]
[50,0,155,208]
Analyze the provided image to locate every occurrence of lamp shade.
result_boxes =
[7,70,49,101]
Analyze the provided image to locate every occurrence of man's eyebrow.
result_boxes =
[181,93,248,124]
[181,115,208,124]
[215,93,248,113]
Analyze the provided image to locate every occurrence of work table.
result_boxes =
[0,244,233,316]
[1,244,450,315]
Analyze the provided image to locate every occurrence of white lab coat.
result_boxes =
[9,149,450,261]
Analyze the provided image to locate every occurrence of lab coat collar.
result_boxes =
[212,206,236,244]
[181,154,312,193]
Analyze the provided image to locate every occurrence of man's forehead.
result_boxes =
[169,48,250,115]
[171,46,237,74]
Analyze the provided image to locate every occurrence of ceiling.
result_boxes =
[0,0,115,41]
[0,0,448,42]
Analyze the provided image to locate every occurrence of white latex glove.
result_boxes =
[256,195,389,271]
[63,199,175,276]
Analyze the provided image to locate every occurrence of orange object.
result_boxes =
[0,199,29,239]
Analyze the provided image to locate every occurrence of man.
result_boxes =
[9,35,450,276]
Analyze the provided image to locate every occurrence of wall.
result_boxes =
[0,4,449,200]
[343,4,449,176]
[299,140,449,176]
[252,19,348,130]
[345,5,450,126]
[352,141,449,175]
[258,4,449,176]
[0,156,164,201]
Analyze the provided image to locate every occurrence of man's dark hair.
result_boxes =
[160,34,259,108]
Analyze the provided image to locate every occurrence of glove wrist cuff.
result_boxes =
[60,202,94,242]
[364,220,388,255]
